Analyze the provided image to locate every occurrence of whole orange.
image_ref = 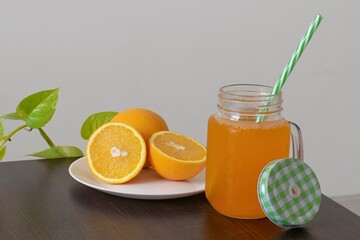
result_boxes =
[111,108,169,167]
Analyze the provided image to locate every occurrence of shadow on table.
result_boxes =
[70,184,317,239]
[202,207,284,239]
[69,186,211,238]
[69,184,206,217]
[273,228,315,240]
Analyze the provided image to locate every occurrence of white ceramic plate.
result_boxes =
[69,157,205,200]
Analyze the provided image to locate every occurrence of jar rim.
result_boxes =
[217,84,284,120]
[219,84,281,98]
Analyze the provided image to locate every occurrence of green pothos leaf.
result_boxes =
[16,88,59,128]
[0,112,23,120]
[0,120,3,138]
[0,147,6,160]
[0,121,5,160]
[27,146,84,159]
[80,111,117,139]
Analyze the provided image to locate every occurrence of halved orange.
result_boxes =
[86,122,146,184]
[149,131,206,181]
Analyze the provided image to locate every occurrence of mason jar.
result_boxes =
[205,84,303,219]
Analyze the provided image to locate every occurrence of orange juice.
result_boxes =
[206,115,290,218]
[205,84,291,219]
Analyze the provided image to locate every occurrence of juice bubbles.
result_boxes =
[205,84,291,219]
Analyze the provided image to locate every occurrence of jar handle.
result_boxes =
[289,121,304,161]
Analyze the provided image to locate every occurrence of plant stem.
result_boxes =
[0,124,27,149]
[38,128,55,148]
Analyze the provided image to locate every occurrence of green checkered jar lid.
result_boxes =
[258,158,321,228]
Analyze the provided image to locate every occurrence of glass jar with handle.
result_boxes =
[206,84,303,219]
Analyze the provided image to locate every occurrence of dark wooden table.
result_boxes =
[0,158,359,239]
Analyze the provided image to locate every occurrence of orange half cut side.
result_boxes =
[149,131,206,181]
[86,122,146,184]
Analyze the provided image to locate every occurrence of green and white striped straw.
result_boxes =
[257,14,323,122]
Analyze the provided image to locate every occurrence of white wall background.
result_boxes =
[1,0,359,197]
